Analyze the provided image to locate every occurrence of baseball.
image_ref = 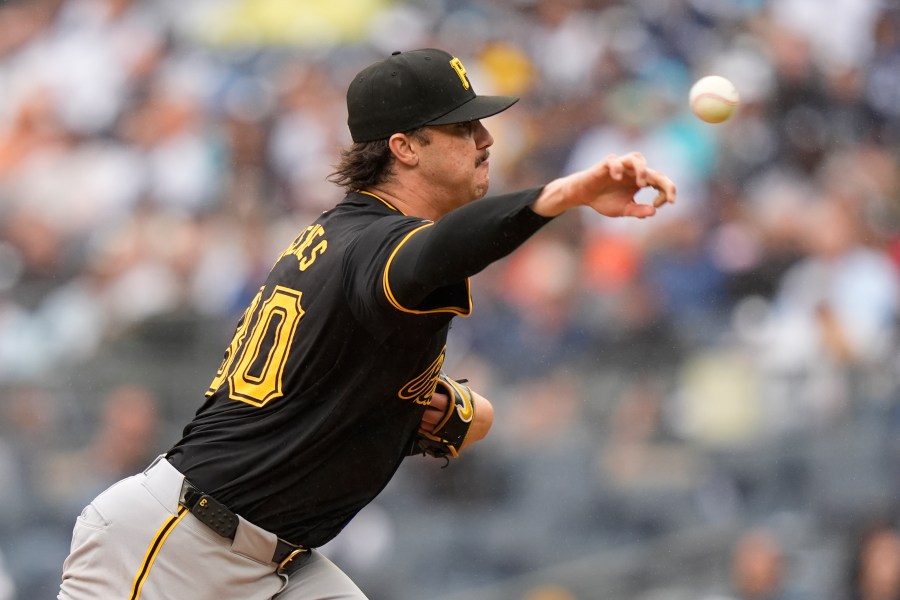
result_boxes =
[689,75,739,123]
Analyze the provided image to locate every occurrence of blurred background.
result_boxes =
[1,0,900,598]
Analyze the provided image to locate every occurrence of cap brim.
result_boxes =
[426,95,519,126]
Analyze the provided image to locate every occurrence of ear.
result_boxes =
[388,133,419,167]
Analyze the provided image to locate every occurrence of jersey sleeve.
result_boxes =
[342,214,467,330]
[343,187,553,327]
[385,187,552,308]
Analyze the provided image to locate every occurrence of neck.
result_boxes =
[364,183,444,221]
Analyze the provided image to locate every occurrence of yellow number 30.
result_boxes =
[207,286,304,407]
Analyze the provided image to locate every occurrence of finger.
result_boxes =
[420,403,446,431]
[646,170,677,206]
[623,202,656,219]
[430,391,449,408]
[625,151,647,163]
[421,412,441,428]
[622,152,649,187]
[605,154,624,180]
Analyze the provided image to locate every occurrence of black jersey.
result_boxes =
[167,188,550,547]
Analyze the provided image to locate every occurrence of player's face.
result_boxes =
[418,120,494,209]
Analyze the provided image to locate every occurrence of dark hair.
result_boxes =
[328,128,431,191]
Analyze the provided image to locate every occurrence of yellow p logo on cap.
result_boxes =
[449,58,470,90]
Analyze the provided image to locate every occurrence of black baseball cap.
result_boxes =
[346,48,519,143]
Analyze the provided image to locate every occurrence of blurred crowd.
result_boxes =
[1,0,900,598]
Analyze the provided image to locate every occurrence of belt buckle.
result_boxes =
[277,547,307,573]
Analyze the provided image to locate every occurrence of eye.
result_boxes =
[456,121,476,136]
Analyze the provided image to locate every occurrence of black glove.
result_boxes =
[413,372,475,459]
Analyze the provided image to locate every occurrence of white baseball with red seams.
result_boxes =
[689,75,740,123]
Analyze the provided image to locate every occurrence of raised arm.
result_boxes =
[386,152,676,309]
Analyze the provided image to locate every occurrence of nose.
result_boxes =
[474,120,494,148]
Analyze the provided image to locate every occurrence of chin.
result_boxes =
[474,175,490,198]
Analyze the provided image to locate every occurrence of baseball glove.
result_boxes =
[413,373,475,459]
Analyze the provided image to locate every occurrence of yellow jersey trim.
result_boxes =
[356,190,406,215]
[383,224,472,316]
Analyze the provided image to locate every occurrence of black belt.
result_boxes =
[178,478,308,574]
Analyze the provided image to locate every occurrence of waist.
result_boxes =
[167,443,399,547]
[144,455,309,575]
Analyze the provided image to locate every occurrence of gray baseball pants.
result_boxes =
[58,455,367,599]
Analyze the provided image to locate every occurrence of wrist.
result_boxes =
[530,178,570,218]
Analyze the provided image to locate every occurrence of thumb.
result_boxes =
[622,203,657,219]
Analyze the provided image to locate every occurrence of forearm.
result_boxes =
[529,177,571,217]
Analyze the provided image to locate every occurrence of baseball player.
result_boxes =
[58,48,676,599]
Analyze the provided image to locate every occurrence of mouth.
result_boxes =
[476,152,490,168]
